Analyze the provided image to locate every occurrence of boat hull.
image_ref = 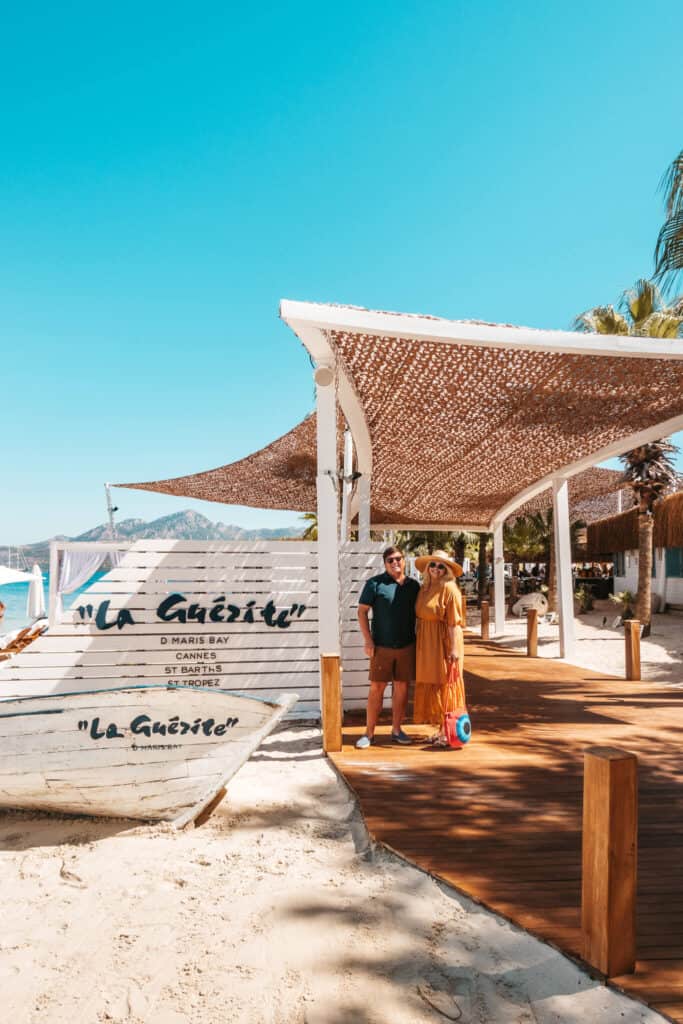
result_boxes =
[0,685,297,827]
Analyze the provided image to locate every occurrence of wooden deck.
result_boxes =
[330,636,683,1022]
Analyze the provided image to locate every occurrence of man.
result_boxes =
[355,546,420,749]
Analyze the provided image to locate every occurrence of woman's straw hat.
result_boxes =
[414,549,464,578]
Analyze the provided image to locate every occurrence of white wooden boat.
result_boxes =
[0,684,298,827]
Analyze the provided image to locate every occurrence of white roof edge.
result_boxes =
[280,299,683,360]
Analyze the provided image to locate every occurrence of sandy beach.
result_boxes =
[0,721,668,1024]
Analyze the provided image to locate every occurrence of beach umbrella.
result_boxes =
[27,564,46,619]
[0,566,35,586]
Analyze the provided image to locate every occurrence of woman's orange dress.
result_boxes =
[413,580,465,726]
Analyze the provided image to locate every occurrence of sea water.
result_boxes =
[0,571,107,638]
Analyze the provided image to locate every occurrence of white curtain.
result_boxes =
[27,564,46,620]
[56,549,112,617]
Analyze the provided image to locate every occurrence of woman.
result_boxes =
[413,549,465,746]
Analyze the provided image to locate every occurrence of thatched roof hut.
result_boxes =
[587,490,683,556]
[656,490,683,548]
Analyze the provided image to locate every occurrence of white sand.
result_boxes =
[501,602,683,684]
[470,601,683,685]
[0,725,667,1023]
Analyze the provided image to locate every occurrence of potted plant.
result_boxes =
[574,585,594,614]
[609,589,636,624]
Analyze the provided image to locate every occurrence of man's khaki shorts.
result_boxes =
[369,643,416,683]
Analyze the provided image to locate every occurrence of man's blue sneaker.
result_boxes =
[355,734,374,749]
[391,729,412,745]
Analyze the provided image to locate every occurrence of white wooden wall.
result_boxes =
[614,548,683,608]
[0,540,386,719]
[340,541,386,710]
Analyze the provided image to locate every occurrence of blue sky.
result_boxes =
[1,1,682,543]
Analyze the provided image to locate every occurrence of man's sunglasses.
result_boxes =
[429,562,447,570]
[385,555,404,564]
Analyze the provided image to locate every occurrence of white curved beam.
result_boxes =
[280,305,374,527]
[490,412,683,528]
[280,299,683,361]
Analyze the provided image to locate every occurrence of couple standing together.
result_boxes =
[356,545,464,749]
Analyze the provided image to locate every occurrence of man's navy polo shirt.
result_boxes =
[358,572,420,648]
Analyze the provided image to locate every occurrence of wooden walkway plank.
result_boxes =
[330,636,683,1023]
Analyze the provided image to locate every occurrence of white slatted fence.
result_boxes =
[1,540,387,719]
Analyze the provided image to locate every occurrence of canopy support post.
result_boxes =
[316,368,341,660]
[492,523,505,637]
[553,477,576,660]
[339,429,354,543]
[357,475,371,542]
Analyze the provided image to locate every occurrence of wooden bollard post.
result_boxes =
[526,607,538,657]
[320,654,342,753]
[508,576,519,613]
[481,600,490,640]
[624,620,641,681]
[582,747,638,977]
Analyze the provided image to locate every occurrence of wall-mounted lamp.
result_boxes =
[313,365,334,387]
[323,469,339,493]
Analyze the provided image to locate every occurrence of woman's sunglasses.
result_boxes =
[428,562,447,570]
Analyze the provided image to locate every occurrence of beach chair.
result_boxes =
[0,628,32,661]
[0,624,46,661]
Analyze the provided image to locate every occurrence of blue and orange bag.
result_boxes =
[442,661,471,748]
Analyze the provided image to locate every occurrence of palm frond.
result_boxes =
[654,209,683,288]
[619,278,661,326]
[619,441,679,512]
[633,310,683,338]
[659,149,683,218]
[572,306,629,335]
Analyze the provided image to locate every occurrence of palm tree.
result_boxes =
[573,278,683,339]
[575,280,682,633]
[504,516,546,572]
[521,511,587,614]
[504,514,547,608]
[476,533,490,606]
[393,530,478,562]
[299,512,318,541]
[654,149,683,293]
[619,442,678,635]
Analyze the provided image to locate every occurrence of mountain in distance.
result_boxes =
[6,510,305,569]
[76,509,303,542]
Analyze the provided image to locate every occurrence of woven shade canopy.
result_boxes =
[513,468,626,523]
[119,417,627,525]
[281,301,683,530]
[118,301,683,531]
[118,414,320,512]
